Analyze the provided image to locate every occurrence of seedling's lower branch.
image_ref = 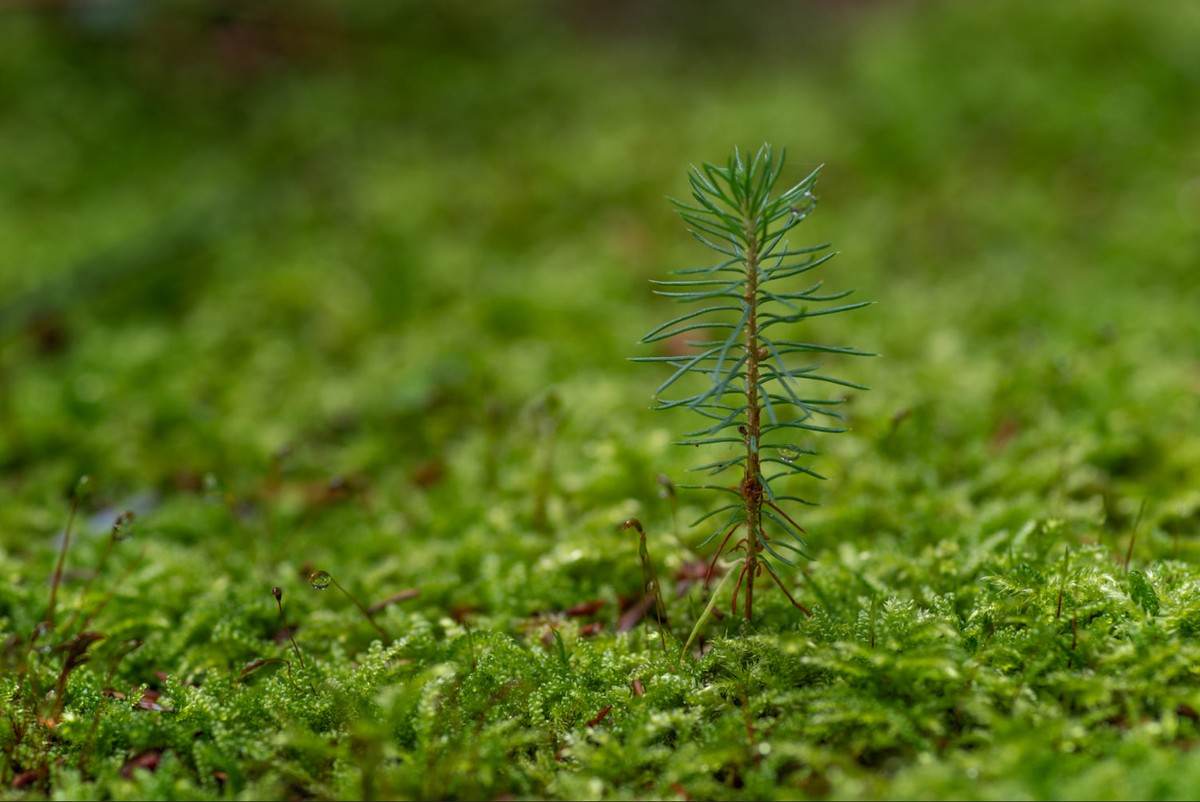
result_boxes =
[764,565,812,617]
[705,523,744,588]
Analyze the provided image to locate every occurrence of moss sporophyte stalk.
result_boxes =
[309,569,389,640]
[635,144,872,628]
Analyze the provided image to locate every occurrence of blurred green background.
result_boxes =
[1,0,1198,560]
[3,7,1200,796]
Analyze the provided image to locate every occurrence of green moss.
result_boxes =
[2,1,1199,798]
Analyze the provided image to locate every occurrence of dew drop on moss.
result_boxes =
[309,571,333,590]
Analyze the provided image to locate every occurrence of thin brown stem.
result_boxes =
[46,496,80,626]
[328,576,390,642]
[740,209,763,622]
[273,587,316,693]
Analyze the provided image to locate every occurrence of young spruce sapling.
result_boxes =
[635,144,871,625]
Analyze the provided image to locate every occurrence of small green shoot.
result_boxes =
[621,517,670,651]
[680,559,741,661]
[549,627,570,670]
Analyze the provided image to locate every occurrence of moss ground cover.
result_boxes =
[1,2,1199,798]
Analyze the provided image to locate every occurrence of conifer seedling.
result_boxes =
[635,144,871,626]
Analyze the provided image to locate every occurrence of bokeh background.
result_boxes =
[4,7,1200,796]
[1,0,1198,559]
